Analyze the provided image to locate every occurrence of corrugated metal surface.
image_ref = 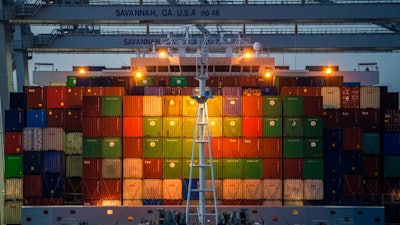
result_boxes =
[101,137,122,158]
[47,109,65,128]
[102,158,122,178]
[360,86,380,109]
[43,127,66,151]
[82,179,101,200]
[163,138,183,158]
[26,109,47,128]
[23,174,42,197]
[182,158,199,179]
[283,96,303,116]
[43,151,64,173]
[303,158,324,179]
[82,117,101,137]
[243,137,262,158]
[321,86,341,109]
[163,179,182,199]
[303,117,323,137]
[323,128,343,151]
[323,109,340,128]
[101,179,122,200]
[83,137,102,158]
[207,96,223,117]
[242,158,262,179]
[363,132,380,154]
[100,117,122,137]
[283,117,303,137]
[23,128,43,151]
[284,179,304,200]
[123,199,143,206]
[262,96,282,116]
[163,158,183,178]
[144,87,165,96]
[182,96,197,116]
[208,117,222,137]
[242,96,262,116]
[143,138,162,157]
[143,117,162,137]
[123,137,142,158]
[262,137,282,158]
[205,179,223,199]
[47,86,67,108]
[303,138,323,158]
[182,179,199,200]
[163,96,183,116]
[341,86,360,109]
[262,117,282,137]
[283,138,303,158]
[104,87,125,96]
[342,151,363,174]
[281,87,300,96]
[142,179,162,199]
[163,117,183,137]
[222,87,241,96]
[343,127,363,150]
[123,158,143,178]
[24,86,47,109]
[242,117,262,137]
[4,132,23,154]
[143,96,162,116]
[303,96,323,116]
[4,200,22,224]
[263,179,282,200]
[222,158,242,178]
[85,87,104,96]
[66,155,83,177]
[242,179,263,200]
[82,96,102,116]
[64,109,83,132]
[343,174,363,197]
[83,158,102,179]
[123,96,143,116]
[223,117,242,137]
[123,179,143,200]
[65,132,83,155]
[358,109,380,132]
[5,178,23,200]
[42,174,64,198]
[262,159,282,179]
[300,87,321,96]
[143,158,162,178]
[384,156,400,177]
[222,138,243,158]
[283,158,303,179]
[5,155,23,178]
[223,179,243,199]
[223,96,242,116]
[363,155,381,178]
[10,92,27,110]
[23,151,42,174]
[182,117,196,137]
[102,96,122,116]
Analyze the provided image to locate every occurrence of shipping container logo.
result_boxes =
[311,141,317,148]
[169,121,176,126]
[210,120,216,126]
[310,121,317,126]
[143,80,148,84]
[150,121,156,126]
[230,121,236,126]
[109,141,115,147]
[269,121,275,126]
[170,100,175,105]
[169,162,176,168]
[269,100,276,106]
[150,141,156,147]
[229,100,236,105]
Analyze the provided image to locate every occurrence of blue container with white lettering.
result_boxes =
[5,109,25,132]
[26,109,47,128]
[42,173,64,198]
[383,132,400,155]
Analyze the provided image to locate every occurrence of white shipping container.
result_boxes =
[321,86,341,109]
[143,179,162,199]
[43,127,66,151]
[163,179,182,200]
[242,179,263,200]
[23,127,43,151]
[360,86,380,109]
[4,200,22,224]
[304,179,324,200]
[205,179,223,200]
[65,132,83,155]
[262,200,283,206]
[143,96,162,116]
[66,155,83,177]
[5,178,23,200]
[123,158,143,178]
[284,179,304,200]
[123,200,143,206]
[123,179,143,200]
[223,179,243,200]
[263,179,282,200]
[102,158,122,178]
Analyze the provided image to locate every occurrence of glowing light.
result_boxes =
[135,71,142,78]
[106,209,113,215]
[158,49,168,58]
[265,71,271,78]
[78,68,87,75]
[325,67,332,75]
[244,52,252,58]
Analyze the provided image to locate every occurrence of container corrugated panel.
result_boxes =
[343,174,363,197]
[242,96,262,116]
[243,137,262,158]
[143,138,162,157]
[64,109,83,132]
[280,87,300,96]
[143,158,162,178]
[83,137,102,158]
[383,109,400,132]
[338,108,358,127]
[123,179,143,200]
[153,76,171,87]
[5,178,23,200]
[182,179,199,200]
[66,87,84,108]
[223,179,243,199]
[205,137,223,158]
[262,137,282,158]
[341,151,363,174]
[10,92,27,110]
[358,109,380,132]
[256,75,274,87]
[144,87,165,96]
[26,109,47,128]
[263,179,282,200]
[206,158,223,179]
[221,76,238,87]
[205,179,223,199]
[360,86,380,109]
[102,158,122,178]
[303,158,324,179]
[381,92,399,110]
[123,96,143,117]
[163,117,183,137]
[222,138,243,158]
[242,179,263,200]
[5,132,23,154]
[384,156,400,177]
[5,155,23,178]
[47,86,67,108]
[163,179,182,199]
[43,151,65,173]
[46,109,65,128]
[182,96,198,116]
[208,117,222,137]
[66,155,83,177]
[42,173,64,198]
[323,128,343,151]
[43,127,66,151]
[162,96,182,116]
[101,179,122,200]
[283,117,303,137]
[163,158,183,179]
[343,127,363,150]
[208,96,223,117]
[363,132,380,154]
[341,86,360,109]
[363,155,381,178]
[82,117,101,137]
[102,96,122,116]
[24,86,47,109]
[383,132,400,154]
[101,137,122,158]
[299,87,321,96]
[323,109,340,128]
[303,96,323,116]
[104,87,125,96]
[4,200,22,224]
[260,86,277,96]
[143,96,162,116]
[223,96,242,116]
[163,138,183,158]
[171,76,187,87]
[23,174,42,197]
[85,87,104,96]
[82,179,101,200]
[303,138,323,158]
[123,137,143,158]
[304,179,324,200]
[323,151,342,175]
[65,132,83,155]
[283,96,303,116]
[223,117,242,137]
[100,117,122,137]
[223,158,242,178]
[321,86,341,109]
[324,75,343,87]
[363,178,381,198]
[242,117,262,137]
[82,158,102,179]
[23,128,43,151]
[123,158,143,178]
[143,179,163,199]
[262,117,282,137]
[183,158,199,178]
[143,117,162,137]
[242,158,262,179]
[182,117,196,137]
[23,151,42,174]
[273,76,296,95]
[324,174,344,198]
[182,138,199,158]
[239,76,257,87]
[123,117,143,137]
[283,138,303,158]
[283,158,303,179]
[284,179,304,200]
[303,117,323,137]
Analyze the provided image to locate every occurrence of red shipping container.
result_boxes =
[100,117,122,137]
[82,158,102,179]
[104,87,125,96]
[143,158,163,178]
[46,109,65,128]
[85,87,104,96]
[262,137,282,158]
[205,137,223,158]
[299,87,321,96]
[206,76,221,87]
[4,132,23,154]
[256,75,273,87]
[303,96,323,116]
[65,177,82,193]
[344,174,363,197]
[239,76,257,87]
[323,109,340,128]
[123,117,143,137]
[82,96,102,117]
[23,197,43,206]
[280,87,300,96]
[341,87,360,109]
[242,96,262,116]
[186,76,198,87]
[274,77,296,95]
[24,86,47,109]
[82,117,101,137]
[23,174,42,197]
[101,179,122,200]
[82,179,101,199]
[262,158,282,179]
[343,127,363,150]
[64,109,82,132]
[43,198,63,205]
[123,137,143,158]
[243,137,262,158]
[357,109,380,132]
[66,87,84,108]
[123,96,143,117]
[221,76,238,87]
[46,86,67,108]
[363,155,381,178]
[242,117,262,137]
[338,109,358,128]
[222,138,243,158]
[283,158,303,179]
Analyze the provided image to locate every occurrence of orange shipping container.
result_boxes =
[242,96,262,116]
[242,117,262,137]
[104,87,125,96]
[243,137,262,158]
[123,96,143,117]
[123,138,143,158]
[123,117,143,137]
[222,138,243,158]
[85,87,104,96]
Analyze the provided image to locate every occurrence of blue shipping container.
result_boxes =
[42,174,64,198]
[26,109,47,128]
[23,151,42,174]
[383,132,400,155]
[43,151,65,174]
[10,92,27,110]
[323,128,343,151]
[182,179,199,200]
[341,151,363,174]
[324,151,342,175]
[5,109,25,132]
[324,174,344,198]
[142,200,163,205]
[76,77,94,87]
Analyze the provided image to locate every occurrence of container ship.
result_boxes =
[2,39,399,225]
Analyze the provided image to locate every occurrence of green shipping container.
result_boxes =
[283,117,303,137]
[83,137,102,158]
[143,117,162,137]
[182,117,196,137]
[5,155,23,178]
[206,158,223,179]
[182,138,200,158]
[242,158,262,179]
[363,132,380,154]
[102,96,122,117]
[283,138,304,158]
[183,158,199,178]
[223,117,242,137]
[223,158,242,178]
[101,137,122,158]
[163,117,183,137]
[263,117,282,137]
[303,117,323,137]
[163,138,183,158]
[136,76,153,86]
[171,76,187,87]
[208,117,223,137]
[163,158,183,178]
[67,76,77,87]
[303,158,323,179]
[208,96,223,117]
[384,156,400,177]
[143,138,163,157]
[283,96,303,116]
[262,96,282,116]
[303,138,323,158]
